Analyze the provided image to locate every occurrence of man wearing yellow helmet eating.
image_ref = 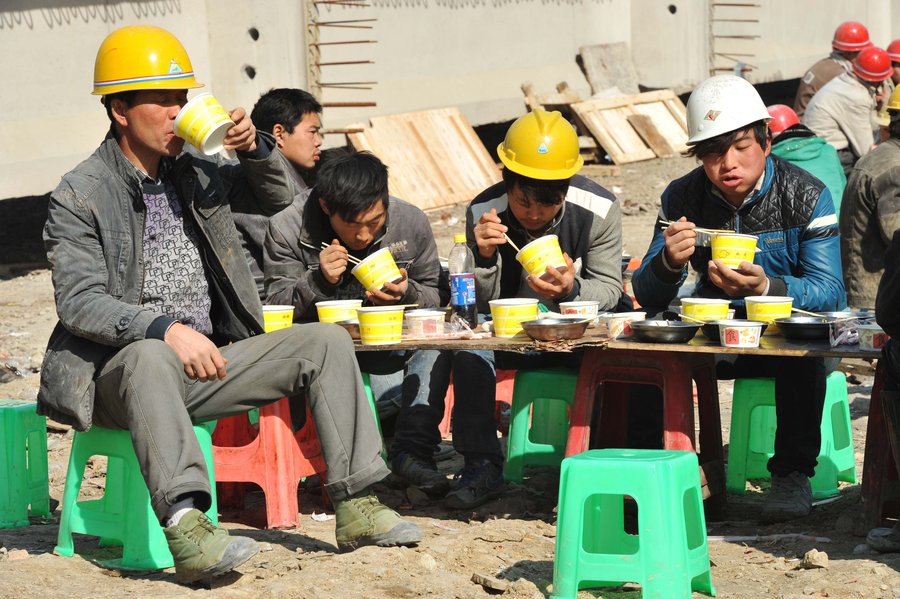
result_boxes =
[40,25,420,584]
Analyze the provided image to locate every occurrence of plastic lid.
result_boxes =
[453,234,466,243]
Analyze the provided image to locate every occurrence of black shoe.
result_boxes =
[760,471,812,523]
[392,452,451,498]
[444,459,505,510]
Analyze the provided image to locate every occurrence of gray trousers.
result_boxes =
[92,323,389,520]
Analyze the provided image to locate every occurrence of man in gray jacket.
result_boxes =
[41,25,420,585]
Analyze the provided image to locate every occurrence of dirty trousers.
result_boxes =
[91,323,389,520]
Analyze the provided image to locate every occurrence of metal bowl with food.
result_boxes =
[630,320,700,343]
[774,316,831,340]
[521,317,590,341]
[700,319,767,343]
[335,319,360,339]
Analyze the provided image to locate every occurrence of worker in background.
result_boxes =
[839,87,900,309]
[767,104,846,215]
[794,21,871,118]
[803,46,893,176]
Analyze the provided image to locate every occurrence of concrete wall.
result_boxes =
[0,0,896,200]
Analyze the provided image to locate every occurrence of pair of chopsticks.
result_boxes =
[658,220,735,235]
[320,242,361,265]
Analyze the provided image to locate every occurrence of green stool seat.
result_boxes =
[726,371,856,499]
[552,449,715,599]
[0,400,50,528]
[55,422,218,570]
[503,368,577,483]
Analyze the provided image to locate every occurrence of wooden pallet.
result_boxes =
[347,107,500,212]
[569,90,689,165]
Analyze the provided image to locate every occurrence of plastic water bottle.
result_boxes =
[448,234,478,328]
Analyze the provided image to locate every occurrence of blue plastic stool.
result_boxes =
[503,368,577,483]
[55,422,218,570]
[551,449,715,598]
[0,400,50,528]
[726,371,856,498]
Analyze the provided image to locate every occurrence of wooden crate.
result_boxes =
[570,90,689,165]
[347,107,501,212]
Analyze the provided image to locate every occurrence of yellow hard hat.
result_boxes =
[887,86,900,112]
[92,25,204,95]
[496,108,583,180]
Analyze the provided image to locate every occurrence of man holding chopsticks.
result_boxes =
[631,74,846,523]
[264,147,452,497]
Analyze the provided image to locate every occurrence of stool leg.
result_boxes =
[54,434,89,557]
[25,424,51,519]
[503,388,533,483]
[259,401,300,529]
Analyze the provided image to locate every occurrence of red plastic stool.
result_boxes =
[862,360,900,528]
[565,347,725,517]
[212,397,326,529]
[440,369,516,437]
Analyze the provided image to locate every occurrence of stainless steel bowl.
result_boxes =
[521,317,590,341]
[819,310,876,321]
[630,320,700,343]
[335,319,360,339]
[700,319,767,342]
[775,316,830,340]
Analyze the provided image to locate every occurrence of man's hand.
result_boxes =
[225,107,257,153]
[367,268,409,305]
[708,259,769,297]
[320,239,350,285]
[164,322,227,382]
[662,216,697,268]
[526,253,576,300]
[473,208,508,260]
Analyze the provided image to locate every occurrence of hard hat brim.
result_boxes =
[497,142,584,180]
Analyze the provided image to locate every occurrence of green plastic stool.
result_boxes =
[503,368,577,483]
[551,449,715,599]
[726,371,856,499]
[361,372,388,462]
[0,400,50,528]
[55,421,218,570]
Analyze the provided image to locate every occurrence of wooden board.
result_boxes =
[578,42,641,96]
[347,107,500,212]
[570,90,689,165]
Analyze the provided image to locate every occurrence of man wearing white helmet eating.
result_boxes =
[630,75,846,523]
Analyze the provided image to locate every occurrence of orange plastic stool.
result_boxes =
[565,348,725,517]
[212,397,326,529]
[440,369,516,437]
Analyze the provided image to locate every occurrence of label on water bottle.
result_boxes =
[450,273,476,306]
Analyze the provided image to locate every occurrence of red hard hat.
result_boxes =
[832,21,871,52]
[887,39,900,62]
[766,104,800,138]
[853,46,893,82]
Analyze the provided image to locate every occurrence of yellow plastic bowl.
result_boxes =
[711,233,758,269]
[316,299,363,323]
[351,248,403,292]
[515,235,567,281]
[356,306,404,345]
[681,298,730,321]
[173,93,234,155]
[489,299,539,338]
[745,296,793,334]
[262,305,294,333]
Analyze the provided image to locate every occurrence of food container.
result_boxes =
[489,298,539,338]
[262,305,294,333]
[744,296,793,334]
[351,248,403,292]
[774,317,831,341]
[404,309,447,338]
[680,298,730,321]
[701,319,767,343]
[335,319,360,339]
[711,233,758,269]
[356,306,404,345]
[630,320,700,343]
[718,319,764,348]
[521,317,590,341]
[859,324,888,352]
[316,299,364,323]
[515,235,567,282]
[597,311,646,339]
[559,300,601,327]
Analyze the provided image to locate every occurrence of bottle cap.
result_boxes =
[453,234,466,244]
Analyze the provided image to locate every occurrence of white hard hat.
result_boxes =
[686,75,771,145]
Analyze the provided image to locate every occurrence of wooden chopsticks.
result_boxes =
[320,242,361,265]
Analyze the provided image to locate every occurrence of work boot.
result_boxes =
[334,488,422,552]
[760,471,812,523]
[867,522,900,552]
[163,509,259,584]
[392,452,450,498]
[444,459,505,510]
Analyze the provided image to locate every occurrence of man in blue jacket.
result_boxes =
[632,75,846,523]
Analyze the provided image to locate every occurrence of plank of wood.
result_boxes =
[627,113,675,157]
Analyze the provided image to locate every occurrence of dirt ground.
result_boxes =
[2,155,900,598]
